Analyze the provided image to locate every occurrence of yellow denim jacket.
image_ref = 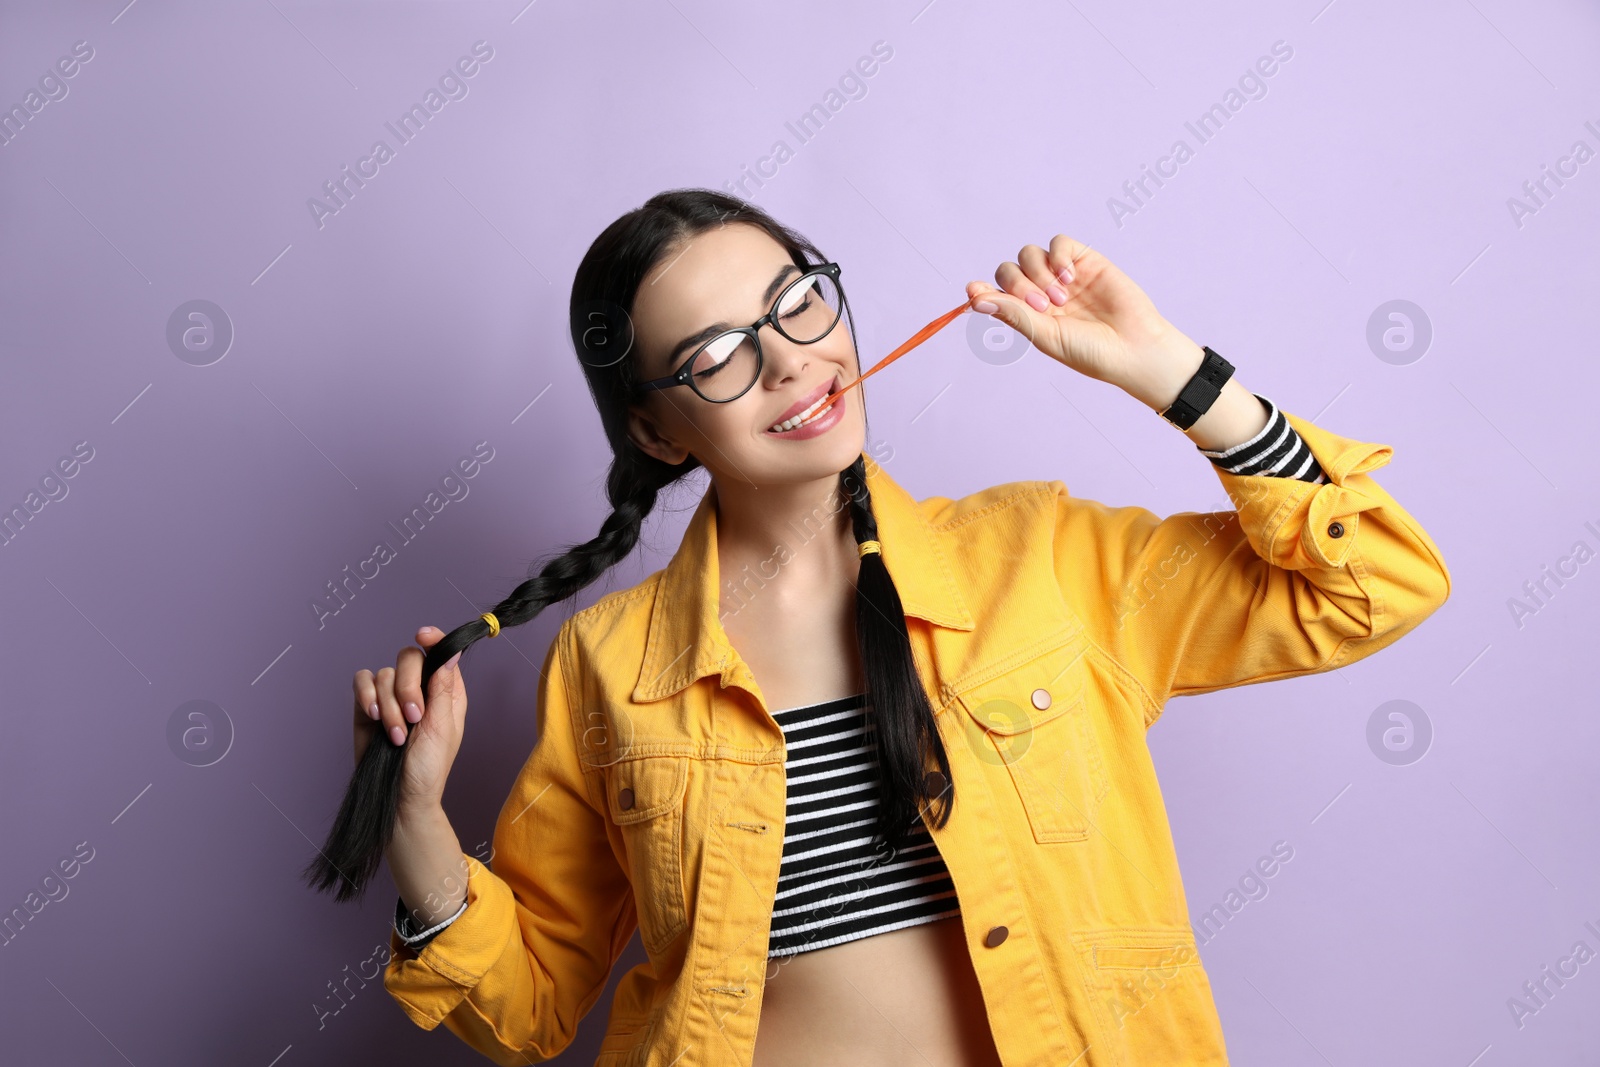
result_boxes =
[383,408,1450,1066]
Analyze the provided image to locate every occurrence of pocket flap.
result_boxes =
[605,756,687,824]
[1075,926,1201,972]
[1094,942,1198,970]
[955,626,1092,736]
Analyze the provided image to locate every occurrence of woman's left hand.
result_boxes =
[966,234,1203,410]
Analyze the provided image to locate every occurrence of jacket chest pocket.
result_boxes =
[604,755,689,954]
[954,629,1108,843]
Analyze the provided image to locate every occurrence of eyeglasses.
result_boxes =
[634,262,845,403]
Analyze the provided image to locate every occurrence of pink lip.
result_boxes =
[766,376,846,439]
[767,377,838,430]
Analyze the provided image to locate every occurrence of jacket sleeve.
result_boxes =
[1052,407,1451,724]
[382,618,637,1064]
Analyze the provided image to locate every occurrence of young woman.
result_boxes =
[342,189,1450,1066]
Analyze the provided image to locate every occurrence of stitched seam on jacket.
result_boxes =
[457,968,549,1063]
[1076,630,1162,730]
[897,523,976,631]
[1398,499,1450,598]
[559,621,609,812]
[1257,481,1304,560]
[1079,923,1202,938]
[569,578,657,626]
[695,754,770,1063]
[1329,536,1381,670]
[418,896,503,988]
[928,483,1043,531]
[946,625,1079,694]
[554,621,640,1051]
[1031,480,1167,726]
[387,987,443,1028]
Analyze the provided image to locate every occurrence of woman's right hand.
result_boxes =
[352,626,468,814]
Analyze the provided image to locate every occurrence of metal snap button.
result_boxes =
[1328,521,1345,538]
[1031,688,1051,711]
[984,925,1009,947]
[924,770,947,796]
[618,787,635,811]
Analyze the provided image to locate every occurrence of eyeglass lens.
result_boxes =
[687,271,843,401]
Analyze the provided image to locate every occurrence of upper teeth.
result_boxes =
[770,392,831,433]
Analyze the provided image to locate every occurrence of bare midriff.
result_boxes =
[752,914,1004,1067]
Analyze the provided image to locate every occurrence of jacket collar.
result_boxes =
[632,454,975,703]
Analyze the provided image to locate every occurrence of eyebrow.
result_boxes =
[661,263,801,373]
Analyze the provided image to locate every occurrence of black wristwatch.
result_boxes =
[1159,345,1234,430]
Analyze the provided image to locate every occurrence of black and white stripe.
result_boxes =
[391,394,1326,953]
[767,693,960,958]
[1196,393,1327,484]
[393,894,466,950]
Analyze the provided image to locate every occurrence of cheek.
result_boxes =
[699,402,760,440]
[823,330,856,360]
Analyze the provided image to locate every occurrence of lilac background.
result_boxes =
[3,0,1598,1064]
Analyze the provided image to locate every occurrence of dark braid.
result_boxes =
[841,455,955,856]
[302,452,674,901]
[485,456,667,634]
[303,186,949,903]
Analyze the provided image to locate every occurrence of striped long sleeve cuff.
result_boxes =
[393,893,468,950]
[1195,393,1327,484]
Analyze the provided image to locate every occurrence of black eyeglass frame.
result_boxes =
[633,261,845,404]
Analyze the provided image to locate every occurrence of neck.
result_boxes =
[710,468,859,617]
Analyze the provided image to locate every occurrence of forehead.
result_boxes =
[633,222,793,370]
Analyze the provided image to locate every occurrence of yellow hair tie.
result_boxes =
[480,612,500,637]
[857,540,881,558]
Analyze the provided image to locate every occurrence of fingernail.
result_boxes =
[1056,265,1075,285]
[446,652,462,671]
[368,702,380,720]
[404,702,422,723]
[389,724,407,746]
[1026,292,1049,312]
[973,299,998,314]
[1047,284,1068,305]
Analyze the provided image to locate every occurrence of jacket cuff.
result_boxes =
[394,893,469,950]
[1212,408,1394,572]
[382,853,512,1030]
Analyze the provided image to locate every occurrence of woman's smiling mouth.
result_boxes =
[766,377,845,438]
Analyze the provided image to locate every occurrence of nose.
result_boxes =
[758,327,811,386]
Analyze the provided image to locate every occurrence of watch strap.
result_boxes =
[1159,346,1235,430]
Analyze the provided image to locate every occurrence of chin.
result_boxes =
[818,424,869,475]
[753,424,867,485]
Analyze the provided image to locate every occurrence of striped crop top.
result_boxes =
[766,693,961,958]
[391,393,1324,951]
